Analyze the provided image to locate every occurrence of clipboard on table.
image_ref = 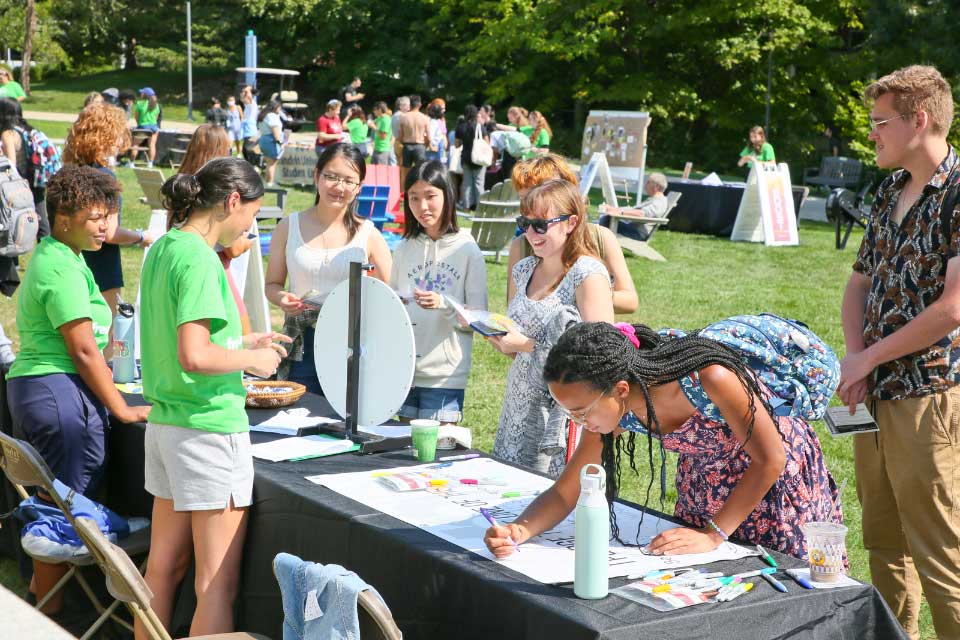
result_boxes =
[823,404,878,437]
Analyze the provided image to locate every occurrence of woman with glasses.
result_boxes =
[264,143,392,395]
[488,179,613,477]
[484,320,841,561]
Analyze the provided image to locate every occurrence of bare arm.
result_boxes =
[596,225,638,314]
[264,217,303,314]
[485,430,603,556]
[60,319,151,424]
[177,320,279,377]
[575,272,615,323]
[505,238,523,306]
[1,130,17,166]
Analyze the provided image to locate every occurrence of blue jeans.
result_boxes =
[399,386,464,423]
[287,327,324,396]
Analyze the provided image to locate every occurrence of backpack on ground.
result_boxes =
[0,156,39,257]
[665,313,840,422]
[17,125,62,189]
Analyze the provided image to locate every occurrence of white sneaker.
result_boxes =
[146,161,153,169]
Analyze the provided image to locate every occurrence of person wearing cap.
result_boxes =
[0,67,25,102]
[597,172,670,241]
[101,88,120,106]
[315,99,343,158]
[134,87,162,168]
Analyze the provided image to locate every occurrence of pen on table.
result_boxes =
[502,490,540,498]
[719,582,754,602]
[438,453,481,462]
[479,508,520,553]
[785,568,815,589]
[730,567,776,580]
[756,544,777,568]
[761,572,789,593]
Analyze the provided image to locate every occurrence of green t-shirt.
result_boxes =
[9,237,111,379]
[346,118,369,144]
[135,99,161,126]
[374,115,392,153]
[140,229,246,433]
[534,128,550,148]
[0,81,25,100]
[739,142,776,166]
[518,125,533,137]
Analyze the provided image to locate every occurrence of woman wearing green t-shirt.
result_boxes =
[7,166,151,613]
[345,105,370,159]
[528,110,553,155]
[371,101,393,165]
[737,125,776,169]
[0,68,26,102]
[138,158,290,637]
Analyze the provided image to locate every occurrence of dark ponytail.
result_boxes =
[162,156,264,230]
[313,143,367,241]
[543,321,774,546]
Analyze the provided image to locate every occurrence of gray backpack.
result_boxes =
[0,156,38,257]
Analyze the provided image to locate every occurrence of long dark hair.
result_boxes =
[543,321,774,545]
[257,99,282,124]
[162,157,264,230]
[0,97,30,133]
[313,143,366,240]
[402,160,458,239]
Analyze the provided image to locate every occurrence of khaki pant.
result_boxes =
[854,388,960,639]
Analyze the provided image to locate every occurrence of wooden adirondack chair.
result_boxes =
[605,191,682,262]
[468,180,521,262]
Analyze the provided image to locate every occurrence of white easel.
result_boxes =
[730,162,799,246]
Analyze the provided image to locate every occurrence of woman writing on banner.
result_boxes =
[264,143,392,395]
[489,179,614,478]
[737,125,776,169]
[483,321,842,560]
[137,158,290,638]
[7,167,151,613]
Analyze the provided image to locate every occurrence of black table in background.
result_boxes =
[102,391,905,640]
[665,179,807,237]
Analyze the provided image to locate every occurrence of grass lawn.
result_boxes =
[0,168,932,637]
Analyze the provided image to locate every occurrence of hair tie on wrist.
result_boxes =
[613,322,640,349]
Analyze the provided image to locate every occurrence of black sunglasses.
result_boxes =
[516,214,572,235]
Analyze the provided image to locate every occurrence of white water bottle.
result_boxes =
[574,463,609,599]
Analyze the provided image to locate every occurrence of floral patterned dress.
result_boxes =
[493,255,609,478]
[620,372,842,560]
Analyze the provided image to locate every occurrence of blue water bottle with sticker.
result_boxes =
[112,302,136,383]
[574,463,609,599]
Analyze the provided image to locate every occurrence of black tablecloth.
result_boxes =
[665,179,807,237]
[100,392,905,640]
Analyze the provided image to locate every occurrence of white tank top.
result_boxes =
[285,211,373,303]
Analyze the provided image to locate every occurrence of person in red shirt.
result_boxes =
[315,99,343,158]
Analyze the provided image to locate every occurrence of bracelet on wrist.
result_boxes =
[706,518,729,541]
[134,229,144,245]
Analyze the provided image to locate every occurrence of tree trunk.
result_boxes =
[123,36,139,70]
[21,0,36,94]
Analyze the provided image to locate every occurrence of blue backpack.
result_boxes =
[665,313,840,422]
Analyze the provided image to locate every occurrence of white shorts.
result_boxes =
[144,422,254,511]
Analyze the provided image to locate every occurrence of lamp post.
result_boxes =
[186,2,194,121]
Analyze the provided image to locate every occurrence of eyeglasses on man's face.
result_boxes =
[320,172,360,190]
[869,113,910,131]
[516,214,572,235]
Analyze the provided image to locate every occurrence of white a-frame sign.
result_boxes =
[579,152,620,209]
[730,162,799,246]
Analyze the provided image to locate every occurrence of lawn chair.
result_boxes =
[0,432,151,639]
[469,179,521,262]
[255,186,289,257]
[826,185,871,250]
[363,165,402,217]
[73,517,271,640]
[166,132,194,170]
[604,191,681,262]
[134,167,166,212]
[129,128,155,165]
[803,156,864,191]
[356,185,392,230]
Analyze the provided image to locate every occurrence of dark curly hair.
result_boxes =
[543,321,774,546]
[46,166,121,221]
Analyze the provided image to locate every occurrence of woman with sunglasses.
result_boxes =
[489,179,613,477]
[484,321,841,561]
[264,143,392,395]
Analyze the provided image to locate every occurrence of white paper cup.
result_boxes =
[802,521,847,583]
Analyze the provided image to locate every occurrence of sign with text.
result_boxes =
[277,144,316,186]
[730,163,799,246]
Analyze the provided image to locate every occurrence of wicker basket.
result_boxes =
[245,380,307,408]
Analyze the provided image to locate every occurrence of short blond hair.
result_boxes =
[865,65,954,136]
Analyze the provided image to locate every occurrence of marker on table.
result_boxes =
[479,508,520,554]
[502,490,540,498]
[730,567,776,580]
[761,572,789,593]
[785,568,815,589]
[719,582,754,602]
[438,453,481,462]
[756,544,777,568]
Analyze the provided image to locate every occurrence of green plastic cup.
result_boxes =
[410,420,440,462]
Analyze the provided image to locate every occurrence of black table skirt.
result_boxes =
[665,179,806,237]
[97,391,905,640]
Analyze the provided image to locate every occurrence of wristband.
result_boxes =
[706,518,729,541]
[135,229,144,245]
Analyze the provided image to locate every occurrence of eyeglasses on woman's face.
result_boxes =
[515,214,572,235]
[320,172,360,190]
[552,388,608,427]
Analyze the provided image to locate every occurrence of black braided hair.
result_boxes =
[543,322,775,546]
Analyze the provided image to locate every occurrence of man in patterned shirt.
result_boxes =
[839,65,960,639]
